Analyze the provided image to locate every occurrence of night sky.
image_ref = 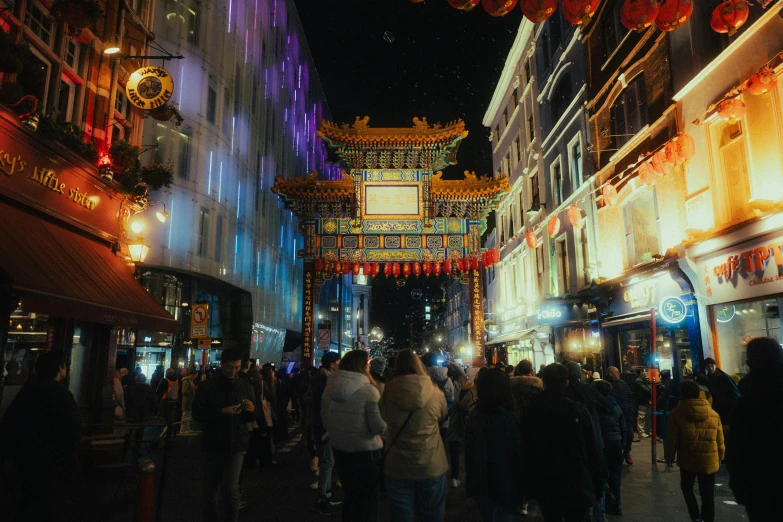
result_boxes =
[292,0,523,179]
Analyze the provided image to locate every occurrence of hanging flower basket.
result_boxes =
[52,0,104,33]
[146,103,184,126]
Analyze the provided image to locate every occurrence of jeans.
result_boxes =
[201,451,246,522]
[385,472,447,522]
[448,441,460,480]
[477,497,516,522]
[180,410,193,433]
[604,440,623,510]
[317,440,335,496]
[334,448,382,522]
[539,500,589,522]
[636,404,651,436]
[680,469,715,522]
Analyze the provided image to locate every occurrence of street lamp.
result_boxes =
[127,221,150,263]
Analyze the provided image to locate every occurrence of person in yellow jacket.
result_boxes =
[665,380,725,522]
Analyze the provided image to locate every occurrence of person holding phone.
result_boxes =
[193,348,256,522]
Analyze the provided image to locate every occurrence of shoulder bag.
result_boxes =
[379,410,414,492]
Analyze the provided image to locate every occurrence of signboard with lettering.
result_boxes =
[302,265,315,366]
[658,296,687,324]
[698,231,783,304]
[190,303,209,338]
[608,269,689,318]
[0,114,123,241]
[537,302,592,326]
[362,182,421,219]
[126,66,174,109]
[469,269,484,354]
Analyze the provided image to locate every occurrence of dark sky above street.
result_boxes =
[293,0,522,179]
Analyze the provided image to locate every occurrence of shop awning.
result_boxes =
[0,201,178,332]
[486,329,537,346]
[601,312,652,328]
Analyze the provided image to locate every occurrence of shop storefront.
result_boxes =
[538,300,601,374]
[598,261,702,383]
[690,214,783,380]
[0,108,177,418]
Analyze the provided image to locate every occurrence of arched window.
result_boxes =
[550,73,572,125]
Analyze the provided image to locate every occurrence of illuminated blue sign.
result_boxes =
[658,296,687,324]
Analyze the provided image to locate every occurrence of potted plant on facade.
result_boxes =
[0,31,31,74]
[37,117,99,163]
[146,102,184,126]
[51,0,104,35]
[109,139,142,176]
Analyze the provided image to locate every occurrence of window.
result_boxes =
[19,48,51,111]
[502,108,509,128]
[529,171,541,209]
[552,161,563,207]
[717,121,751,223]
[612,77,648,149]
[604,2,629,56]
[55,77,75,123]
[215,215,224,262]
[495,124,500,144]
[115,90,129,120]
[550,74,572,125]
[177,132,190,179]
[576,223,591,287]
[527,114,535,143]
[555,237,569,295]
[519,191,525,218]
[512,88,519,109]
[153,124,168,163]
[570,139,583,189]
[64,40,81,72]
[186,7,199,45]
[24,1,54,47]
[623,188,659,267]
[198,209,210,257]
[498,213,505,243]
[535,245,544,296]
[223,88,231,134]
[506,152,512,173]
[524,59,531,83]
[513,137,521,164]
[206,87,217,124]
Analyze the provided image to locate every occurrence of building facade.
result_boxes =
[137,0,336,368]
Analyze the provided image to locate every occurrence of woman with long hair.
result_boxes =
[322,349,387,521]
[465,367,524,521]
[380,350,449,521]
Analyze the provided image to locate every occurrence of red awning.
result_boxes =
[0,200,178,332]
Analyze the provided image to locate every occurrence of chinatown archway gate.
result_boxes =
[272,117,509,367]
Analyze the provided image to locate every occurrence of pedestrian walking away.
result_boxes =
[594,379,627,516]
[323,349,387,521]
[607,366,635,464]
[665,380,725,522]
[380,350,449,522]
[703,357,740,434]
[192,348,256,522]
[311,351,343,514]
[179,368,198,435]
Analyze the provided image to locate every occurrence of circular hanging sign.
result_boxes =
[658,296,687,324]
[126,66,174,109]
[715,304,736,323]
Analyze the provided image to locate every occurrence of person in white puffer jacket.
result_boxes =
[322,350,387,521]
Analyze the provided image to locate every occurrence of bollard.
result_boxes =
[134,459,156,522]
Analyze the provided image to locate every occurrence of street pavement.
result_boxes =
[0,426,749,521]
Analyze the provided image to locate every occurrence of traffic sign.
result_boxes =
[318,329,331,350]
[191,303,209,338]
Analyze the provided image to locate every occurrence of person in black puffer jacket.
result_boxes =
[607,366,635,464]
[594,380,627,516]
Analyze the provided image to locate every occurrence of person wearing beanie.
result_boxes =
[370,358,387,396]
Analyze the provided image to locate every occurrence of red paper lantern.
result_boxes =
[363,262,371,276]
[461,258,470,273]
[472,257,481,271]
[392,263,401,278]
[413,261,422,277]
[710,0,748,36]
[746,67,778,96]
[655,0,693,32]
[676,133,696,160]
[402,263,411,278]
[314,258,323,274]
[334,260,342,274]
[547,215,561,237]
[716,98,746,123]
[602,184,618,206]
[520,0,557,22]
[372,262,380,276]
[448,0,481,10]
[343,262,351,276]
[482,252,490,268]
[621,0,659,31]
[651,150,672,175]
[492,248,500,264]
[525,229,538,249]
[638,161,655,186]
[482,0,518,16]
[444,259,453,274]
[383,263,391,277]
[568,205,586,227]
[352,262,360,277]
[423,261,432,276]
[562,0,601,25]
[665,141,683,167]
[433,261,442,276]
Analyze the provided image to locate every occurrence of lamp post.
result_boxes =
[127,220,150,263]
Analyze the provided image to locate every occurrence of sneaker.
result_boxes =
[314,499,333,516]
[518,504,528,516]
[324,494,342,506]
[624,453,633,465]
[310,481,319,490]
[451,478,461,488]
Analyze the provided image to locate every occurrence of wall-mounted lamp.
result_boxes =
[104,34,121,55]
[127,238,150,263]
[150,201,169,223]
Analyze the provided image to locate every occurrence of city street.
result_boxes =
[1,425,745,522]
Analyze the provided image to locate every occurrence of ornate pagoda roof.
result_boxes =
[431,171,510,200]
[317,117,468,171]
